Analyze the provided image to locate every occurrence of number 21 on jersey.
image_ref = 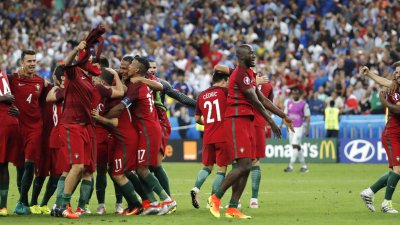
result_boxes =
[204,99,221,123]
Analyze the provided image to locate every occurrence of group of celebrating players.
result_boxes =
[0,25,298,220]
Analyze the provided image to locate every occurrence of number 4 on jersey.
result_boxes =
[26,93,32,103]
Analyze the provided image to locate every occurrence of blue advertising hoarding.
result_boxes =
[339,139,388,164]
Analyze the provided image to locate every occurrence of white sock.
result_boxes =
[289,148,298,168]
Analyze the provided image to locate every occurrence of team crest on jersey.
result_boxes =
[397,156,400,162]
[243,77,251,85]
[75,154,79,159]
[240,147,244,153]
[35,84,40,92]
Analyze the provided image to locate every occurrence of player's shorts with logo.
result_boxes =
[136,125,162,167]
[59,124,94,172]
[0,124,21,165]
[111,126,138,176]
[382,129,400,168]
[36,128,61,177]
[224,116,255,161]
[202,142,229,166]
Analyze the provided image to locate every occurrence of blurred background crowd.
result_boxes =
[1,0,400,119]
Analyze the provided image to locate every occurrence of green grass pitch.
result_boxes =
[1,163,399,225]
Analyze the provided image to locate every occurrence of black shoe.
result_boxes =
[284,167,293,172]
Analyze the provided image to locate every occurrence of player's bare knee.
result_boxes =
[393,166,400,175]
[136,166,149,177]
[82,171,92,180]
[112,175,124,184]
[206,165,213,171]
[217,166,226,173]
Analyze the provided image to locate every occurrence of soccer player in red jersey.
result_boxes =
[57,40,102,219]
[91,66,124,214]
[359,64,400,213]
[208,44,293,219]
[190,69,229,209]
[249,73,274,209]
[107,56,176,215]
[8,50,49,215]
[0,69,20,216]
[147,59,196,199]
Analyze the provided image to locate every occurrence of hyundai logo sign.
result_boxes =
[344,140,375,163]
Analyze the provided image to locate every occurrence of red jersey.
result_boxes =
[51,88,64,127]
[0,70,18,126]
[254,82,274,127]
[124,82,159,130]
[107,98,136,144]
[385,92,400,135]
[195,86,228,144]
[92,84,112,116]
[224,66,256,118]
[42,85,55,135]
[9,73,44,129]
[61,67,95,125]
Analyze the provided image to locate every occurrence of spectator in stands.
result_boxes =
[308,91,324,115]
[325,100,340,138]
[176,104,191,139]
[325,92,345,113]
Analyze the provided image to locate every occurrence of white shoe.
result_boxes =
[96,204,106,215]
[115,203,124,215]
[190,188,200,209]
[249,198,259,208]
[381,200,398,213]
[360,188,375,212]
[157,199,177,215]
[142,202,160,215]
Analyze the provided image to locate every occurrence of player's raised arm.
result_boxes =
[65,41,87,66]
[91,109,118,127]
[131,76,163,91]
[107,68,124,98]
[362,66,392,87]
[161,79,197,107]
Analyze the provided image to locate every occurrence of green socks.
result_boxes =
[228,198,239,208]
[113,180,123,204]
[370,171,391,193]
[96,173,107,204]
[143,174,169,201]
[119,181,141,208]
[385,172,400,200]
[212,172,225,194]
[61,193,72,208]
[20,161,35,205]
[16,166,24,194]
[194,167,211,189]
[40,176,59,207]
[151,166,171,196]
[251,166,261,199]
[55,176,66,207]
[0,181,9,208]
[30,176,45,206]
[127,172,148,201]
[78,179,92,209]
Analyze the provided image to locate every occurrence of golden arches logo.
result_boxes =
[319,140,336,160]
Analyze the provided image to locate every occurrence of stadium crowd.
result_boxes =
[1,0,400,117]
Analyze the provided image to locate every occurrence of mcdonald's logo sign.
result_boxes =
[319,140,336,160]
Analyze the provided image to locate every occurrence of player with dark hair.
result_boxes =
[106,56,176,215]
[360,63,400,213]
[0,69,20,216]
[9,50,49,215]
[90,66,124,215]
[208,44,292,219]
[146,59,196,204]
[283,88,310,173]
[190,69,229,209]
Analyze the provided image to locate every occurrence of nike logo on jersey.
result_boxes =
[18,83,25,86]
[82,77,86,80]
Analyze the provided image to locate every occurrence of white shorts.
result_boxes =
[288,126,303,145]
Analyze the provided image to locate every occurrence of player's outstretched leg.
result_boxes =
[191,167,211,209]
